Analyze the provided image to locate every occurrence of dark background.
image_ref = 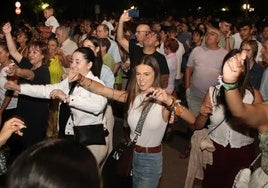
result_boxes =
[0,0,266,24]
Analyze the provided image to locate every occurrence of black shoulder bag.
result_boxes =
[115,102,154,177]
[59,82,109,145]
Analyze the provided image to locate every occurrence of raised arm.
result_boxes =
[2,22,23,63]
[223,51,268,129]
[68,70,127,103]
[116,11,131,53]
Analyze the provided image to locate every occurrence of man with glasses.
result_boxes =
[135,26,151,46]
[117,10,169,88]
[182,26,228,159]
[185,26,228,116]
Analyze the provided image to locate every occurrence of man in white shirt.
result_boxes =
[55,25,78,72]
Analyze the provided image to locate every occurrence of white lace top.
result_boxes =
[208,86,255,148]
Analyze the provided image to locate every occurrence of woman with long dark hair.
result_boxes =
[194,49,263,188]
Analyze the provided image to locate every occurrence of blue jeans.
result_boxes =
[132,150,162,188]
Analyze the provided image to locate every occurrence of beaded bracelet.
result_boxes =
[166,97,176,109]
[168,99,185,124]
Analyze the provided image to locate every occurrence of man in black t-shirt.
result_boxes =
[117,11,169,88]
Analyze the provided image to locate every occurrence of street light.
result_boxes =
[15,1,21,15]
[242,0,251,17]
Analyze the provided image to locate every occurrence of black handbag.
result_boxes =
[73,124,109,146]
[106,102,153,177]
[115,140,135,177]
[102,141,133,188]
[62,82,109,145]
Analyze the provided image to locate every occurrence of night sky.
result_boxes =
[0,0,266,24]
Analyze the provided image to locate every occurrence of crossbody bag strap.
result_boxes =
[207,118,225,135]
[133,102,154,143]
[207,87,225,135]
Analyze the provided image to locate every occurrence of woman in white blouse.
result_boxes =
[4,47,108,166]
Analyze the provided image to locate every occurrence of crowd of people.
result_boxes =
[0,5,268,188]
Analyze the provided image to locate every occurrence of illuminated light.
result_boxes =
[242,3,250,10]
[221,7,229,12]
[15,7,21,15]
[15,1,21,8]
[41,3,50,10]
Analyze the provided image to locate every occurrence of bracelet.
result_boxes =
[166,97,176,111]
[222,80,238,91]
[176,103,185,117]
[168,101,185,124]
[63,95,69,103]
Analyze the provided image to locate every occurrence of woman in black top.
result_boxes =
[2,22,50,162]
